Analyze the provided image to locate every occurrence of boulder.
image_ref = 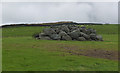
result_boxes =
[59,31,72,40]
[90,33,97,40]
[50,34,61,40]
[39,33,46,36]
[68,25,75,30]
[59,31,67,36]
[43,28,56,36]
[80,32,90,40]
[62,35,72,40]
[80,28,88,34]
[70,27,79,32]
[69,29,80,39]
[77,37,86,41]
[60,25,70,33]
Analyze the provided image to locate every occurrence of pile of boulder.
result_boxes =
[34,25,103,41]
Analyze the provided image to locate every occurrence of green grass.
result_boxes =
[82,24,118,34]
[2,26,45,37]
[2,24,118,71]
[2,25,118,37]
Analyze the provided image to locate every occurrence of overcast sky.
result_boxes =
[2,2,118,25]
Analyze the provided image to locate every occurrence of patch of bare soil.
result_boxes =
[58,45,118,60]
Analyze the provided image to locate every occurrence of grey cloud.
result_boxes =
[2,2,118,25]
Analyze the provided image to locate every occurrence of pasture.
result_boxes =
[2,24,118,71]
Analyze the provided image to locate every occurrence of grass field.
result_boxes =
[2,24,118,71]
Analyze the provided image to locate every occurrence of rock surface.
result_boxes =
[34,25,103,41]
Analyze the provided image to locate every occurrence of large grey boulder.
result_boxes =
[60,25,70,33]
[39,33,46,36]
[43,28,56,36]
[80,28,88,34]
[50,34,61,40]
[59,31,67,36]
[80,32,90,40]
[62,35,72,40]
[59,31,72,40]
[90,33,97,40]
[69,29,80,39]
[37,33,50,40]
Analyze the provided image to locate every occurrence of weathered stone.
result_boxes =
[77,37,86,41]
[80,32,90,40]
[59,31,72,40]
[54,28,60,34]
[43,28,56,36]
[39,33,46,36]
[71,27,79,32]
[38,33,48,39]
[96,35,103,41]
[90,33,97,40]
[50,34,61,40]
[68,25,74,30]
[59,31,67,36]
[60,25,70,33]
[81,28,88,34]
[62,35,72,40]
[69,29,80,39]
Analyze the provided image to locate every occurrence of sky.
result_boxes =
[2,2,118,25]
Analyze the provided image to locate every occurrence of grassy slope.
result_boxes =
[2,25,118,71]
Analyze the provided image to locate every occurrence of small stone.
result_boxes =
[96,35,103,41]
